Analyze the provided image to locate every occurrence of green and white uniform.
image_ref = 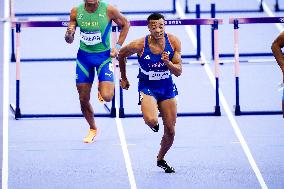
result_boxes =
[76,1,114,83]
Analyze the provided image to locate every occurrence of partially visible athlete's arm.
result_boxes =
[65,8,77,44]
[271,31,284,82]
[162,34,182,77]
[118,38,144,89]
[107,5,130,46]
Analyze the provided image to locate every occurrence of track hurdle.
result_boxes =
[230,16,283,115]
[210,3,276,60]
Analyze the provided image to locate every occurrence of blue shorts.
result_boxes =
[76,49,114,83]
[138,78,178,102]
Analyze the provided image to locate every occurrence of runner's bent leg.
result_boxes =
[99,81,115,102]
[157,98,177,160]
[141,93,159,131]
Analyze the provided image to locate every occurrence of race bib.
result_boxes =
[80,31,102,45]
[148,71,170,80]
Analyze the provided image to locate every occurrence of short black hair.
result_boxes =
[147,13,165,22]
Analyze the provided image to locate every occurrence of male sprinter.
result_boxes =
[118,13,182,173]
[65,0,130,142]
[271,31,284,118]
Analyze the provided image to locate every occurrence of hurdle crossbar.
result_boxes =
[231,17,283,116]
[185,1,263,14]
[119,19,223,118]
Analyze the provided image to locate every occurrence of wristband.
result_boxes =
[115,43,122,50]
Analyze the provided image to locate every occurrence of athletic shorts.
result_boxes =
[138,78,178,102]
[76,49,114,83]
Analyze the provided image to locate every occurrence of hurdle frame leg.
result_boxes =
[232,19,282,116]
[14,23,22,119]
[213,20,221,116]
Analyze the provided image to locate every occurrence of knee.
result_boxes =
[144,117,158,127]
[166,128,175,138]
[79,95,90,106]
[101,91,114,102]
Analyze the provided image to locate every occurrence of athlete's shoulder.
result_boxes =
[129,37,145,50]
[71,7,78,13]
[167,33,180,43]
[106,2,125,20]
[69,7,78,20]
[166,33,181,51]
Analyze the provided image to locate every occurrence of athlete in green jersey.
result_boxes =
[65,0,130,143]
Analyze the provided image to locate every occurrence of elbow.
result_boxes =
[126,21,130,29]
[122,20,130,32]
[271,42,275,52]
[271,41,278,53]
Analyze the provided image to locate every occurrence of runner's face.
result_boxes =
[148,19,165,40]
[84,0,98,5]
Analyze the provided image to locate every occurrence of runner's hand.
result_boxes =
[120,78,130,90]
[65,28,75,44]
[111,44,122,58]
[110,48,119,58]
[161,51,170,64]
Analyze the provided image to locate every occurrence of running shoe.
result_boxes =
[83,129,97,143]
[151,124,159,132]
[157,159,175,173]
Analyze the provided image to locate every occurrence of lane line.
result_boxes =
[2,0,10,188]
[176,1,268,189]
[114,104,137,189]
[111,28,137,189]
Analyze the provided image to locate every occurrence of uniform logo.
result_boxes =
[144,55,150,60]
[105,73,112,77]
[78,14,83,20]
[99,13,105,17]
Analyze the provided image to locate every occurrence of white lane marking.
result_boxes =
[2,0,10,188]
[115,110,137,189]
